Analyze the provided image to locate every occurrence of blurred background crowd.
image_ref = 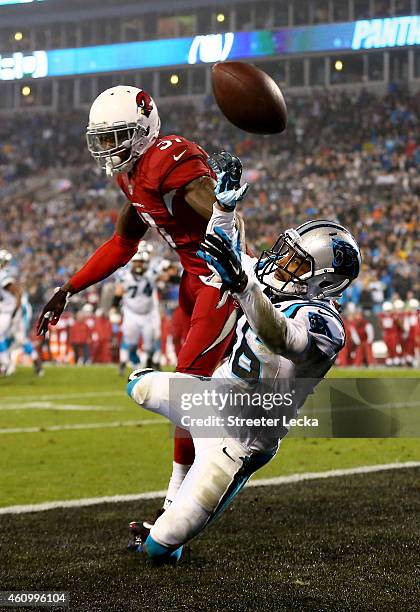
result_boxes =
[1,86,418,313]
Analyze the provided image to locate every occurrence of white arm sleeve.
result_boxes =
[234,277,309,359]
[366,322,375,344]
[350,327,360,345]
[206,204,239,244]
[1,275,15,289]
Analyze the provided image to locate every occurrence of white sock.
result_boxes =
[163,461,192,510]
[120,347,129,363]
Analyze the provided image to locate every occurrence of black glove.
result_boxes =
[36,288,70,336]
[208,151,243,192]
[197,227,248,294]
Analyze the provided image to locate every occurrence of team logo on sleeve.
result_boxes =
[331,238,360,277]
[136,91,153,118]
[308,312,332,338]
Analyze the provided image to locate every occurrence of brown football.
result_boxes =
[211,61,287,134]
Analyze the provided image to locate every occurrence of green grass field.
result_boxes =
[0,366,419,508]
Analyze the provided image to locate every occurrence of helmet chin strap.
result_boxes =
[105,140,134,176]
[105,157,119,176]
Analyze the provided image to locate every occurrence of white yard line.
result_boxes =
[0,419,167,434]
[0,461,418,516]
[0,403,123,412]
[0,391,123,401]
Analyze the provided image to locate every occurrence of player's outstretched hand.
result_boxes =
[197,227,248,294]
[208,151,249,211]
[36,288,70,336]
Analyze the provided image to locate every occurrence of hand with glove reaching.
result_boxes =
[207,151,249,211]
[197,227,248,295]
[36,288,70,336]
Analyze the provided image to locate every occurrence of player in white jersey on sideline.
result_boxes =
[125,177,361,562]
[114,248,163,375]
[0,250,22,376]
[0,251,43,376]
[10,292,44,376]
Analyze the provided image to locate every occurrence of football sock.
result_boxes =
[163,461,192,510]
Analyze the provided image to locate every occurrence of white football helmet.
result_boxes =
[86,85,161,176]
[256,219,361,300]
[393,299,405,311]
[131,250,150,276]
[0,249,12,269]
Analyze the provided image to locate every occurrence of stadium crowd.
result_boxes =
[0,85,418,365]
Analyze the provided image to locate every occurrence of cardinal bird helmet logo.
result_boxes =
[136,91,153,118]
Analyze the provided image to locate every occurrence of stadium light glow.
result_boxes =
[0,16,418,80]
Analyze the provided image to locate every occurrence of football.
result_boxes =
[211,61,287,134]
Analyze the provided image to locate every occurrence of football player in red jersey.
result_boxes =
[36,85,247,515]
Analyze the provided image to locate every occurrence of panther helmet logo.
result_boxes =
[332,238,360,277]
[136,91,153,118]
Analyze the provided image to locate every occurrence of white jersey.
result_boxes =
[217,295,344,384]
[0,267,17,315]
[117,265,160,316]
[207,206,346,452]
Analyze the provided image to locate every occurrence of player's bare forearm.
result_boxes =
[116,201,148,240]
[207,204,236,241]
[235,279,309,357]
[184,176,217,220]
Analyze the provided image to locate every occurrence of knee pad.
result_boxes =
[0,338,11,352]
[126,369,155,405]
[23,342,33,356]
[128,346,140,364]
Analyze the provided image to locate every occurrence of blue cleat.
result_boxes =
[144,534,183,564]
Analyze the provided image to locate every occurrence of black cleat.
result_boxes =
[127,521,151,553]
[118,362,126,376]
[127,508,165,553]
[33,358,44,377]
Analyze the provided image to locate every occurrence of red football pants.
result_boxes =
[338,342,353,366]
[174,271,237,464]
[383,332,398,359]
[353,342,374,366]
[171,306,190,357]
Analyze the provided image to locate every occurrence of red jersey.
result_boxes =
[69,320,91,345]
[353,317,374,344]
[378,312,398,334]
[117,134,215,275]
[406,309,419,341]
